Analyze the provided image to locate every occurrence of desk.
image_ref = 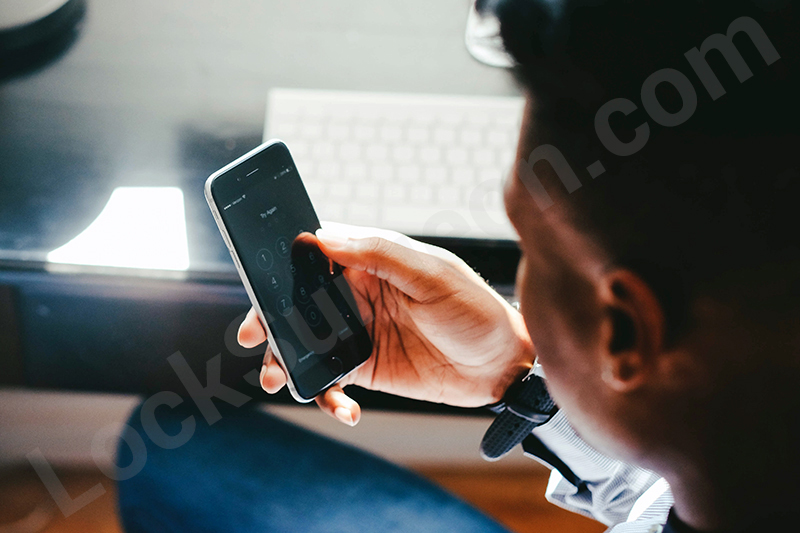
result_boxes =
[0,0,521,409]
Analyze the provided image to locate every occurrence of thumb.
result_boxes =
[315,225,452,303]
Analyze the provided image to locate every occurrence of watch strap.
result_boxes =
[480,372,558,461]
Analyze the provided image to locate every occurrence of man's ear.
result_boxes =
[599,270,666,393]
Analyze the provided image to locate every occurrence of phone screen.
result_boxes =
[209,141,372,400]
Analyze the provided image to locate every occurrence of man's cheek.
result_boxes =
[515,256,540,338]
[517,266,553,360]
[514,255,528,302]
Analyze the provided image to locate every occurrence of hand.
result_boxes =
[238,223,535,426]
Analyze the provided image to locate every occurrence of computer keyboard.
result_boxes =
[264,89,525,240]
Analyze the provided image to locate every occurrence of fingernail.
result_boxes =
[316,228,349,249]
[334,406,355,426]
[237,322,246,345]
[259,365,268,391]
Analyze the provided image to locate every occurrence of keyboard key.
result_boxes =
[409,113,435,125]
[326,123,350,140]
[291,141,310,157]
[317,203,344,222]
[484,189,504,211]
[339,142,361,160]
[392,145,415,163]
[312,142,336,159]
[459,129,482,146]
[468,182,509,225]
[326,106,352,121]
[424,166,448,184]
[487,129,511,147]
[439,111,463,125]
[382,206,472,237]
[446,148,469,166]
[499,148,516,166]
[354,125,377,142]
[451,166,476,185]
[344,163,368,181]
[479,168,501,182]
[303,105,326,118]
[329,183,353,199]
[317,162,340,180]
[397,165,421,182]
[466,111,491,125]
[356,183,380,200]
[494,115,519,128]
[371,164,394,181]
[383,183,406,203]
[436,186,461,207]
[382,206,512,239]
[419,147,441,164]
[347,204,379,225]
[300,124,324,139]
[276,122,299,137]
[294,160,315,177]
[433,127,456,145]
[473,149,495,166]
[304,180,327,197]
[407,126,429,144]
[365,144,389,162]
[380,125,403,142]
[360,108,381,122]
[410,185,434,204]
[381,109,406,122]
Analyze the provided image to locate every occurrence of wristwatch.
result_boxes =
[480,358,559,460]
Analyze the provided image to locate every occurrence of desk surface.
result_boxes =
[0,1,521,401]
[0,0,519,277]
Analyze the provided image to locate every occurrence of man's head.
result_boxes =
[496,0,800,480]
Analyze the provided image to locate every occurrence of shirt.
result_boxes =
[528,410,674,533]
[527,412,794,532]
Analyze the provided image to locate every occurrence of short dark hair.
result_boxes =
[490,0,800,341]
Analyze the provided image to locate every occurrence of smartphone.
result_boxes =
[205,140,373,402]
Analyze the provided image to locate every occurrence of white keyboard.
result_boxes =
[264,89,525,240]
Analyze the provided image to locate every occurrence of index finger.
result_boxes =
[238,307,267,348]
[314,224,456,303]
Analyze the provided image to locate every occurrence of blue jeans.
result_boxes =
[117,401,511,533]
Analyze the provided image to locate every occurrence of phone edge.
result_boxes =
[204,139,316,403]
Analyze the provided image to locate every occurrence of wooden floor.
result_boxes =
[0,467,122,533]
[418,467,605,533]
[0,464,605,533]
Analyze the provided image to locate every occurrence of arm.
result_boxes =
[238,224,672,530]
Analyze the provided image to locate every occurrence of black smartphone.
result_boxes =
[205,140,373,401]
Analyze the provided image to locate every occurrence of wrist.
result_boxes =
[487,306,536,403]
